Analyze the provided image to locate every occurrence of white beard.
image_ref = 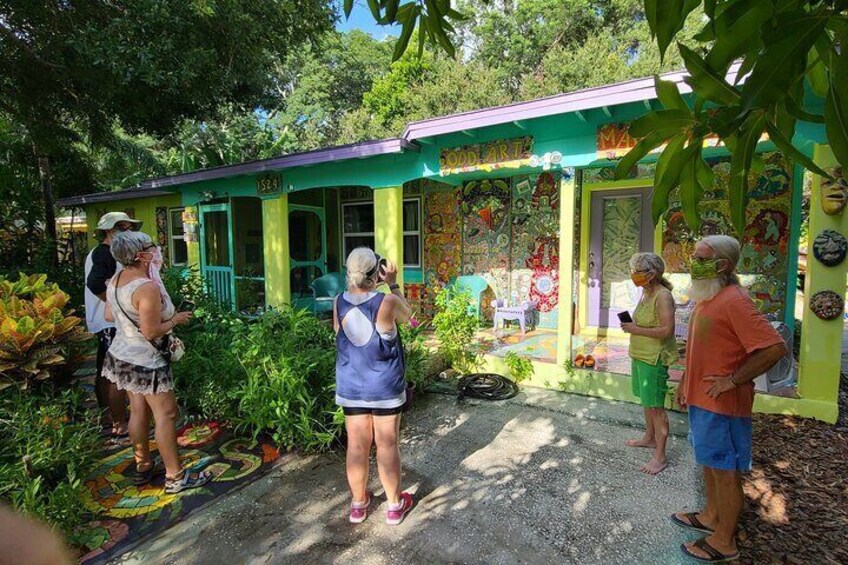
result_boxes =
[688,278,725,302]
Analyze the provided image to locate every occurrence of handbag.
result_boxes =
[114,272,185,363]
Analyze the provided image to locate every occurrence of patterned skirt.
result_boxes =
[102,352,174,395]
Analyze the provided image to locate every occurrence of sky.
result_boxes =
[335,1,400,40]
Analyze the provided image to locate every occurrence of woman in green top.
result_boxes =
[621,252,678,475]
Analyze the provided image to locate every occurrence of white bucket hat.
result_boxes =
[96,212,143,231]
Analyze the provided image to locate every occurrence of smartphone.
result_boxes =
[617,311,633,324]
[178,299,195,311]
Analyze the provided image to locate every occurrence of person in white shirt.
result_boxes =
[84,212,141,443]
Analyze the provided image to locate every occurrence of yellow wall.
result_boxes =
[262,195,291,307]
[373,186,404,288]
[84,194,182,251]
[797,145,844,423]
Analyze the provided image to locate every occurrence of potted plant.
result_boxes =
[400,317,427,411]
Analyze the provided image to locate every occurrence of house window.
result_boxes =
[341,198,422,268]
[169,208,188,266]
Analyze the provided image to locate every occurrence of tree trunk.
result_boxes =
[34,149,58,266]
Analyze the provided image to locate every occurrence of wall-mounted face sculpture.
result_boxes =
[821,167,848,215]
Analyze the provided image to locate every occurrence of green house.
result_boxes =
[59,69,847,423]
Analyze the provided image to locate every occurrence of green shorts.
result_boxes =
[630,359,669,408]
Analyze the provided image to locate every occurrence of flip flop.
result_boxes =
[680,538,739,563]
[670,512,715,534]
[584,354,596,369]
[573,354,585,368]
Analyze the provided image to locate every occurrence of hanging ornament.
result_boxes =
[809,290,845,321]
[812,229,848,267]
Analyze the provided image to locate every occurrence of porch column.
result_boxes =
[556,169,577,366]
[798,145,845,422]
[262,194,291,308]
[185,206,201,269]
[373,186,404,288]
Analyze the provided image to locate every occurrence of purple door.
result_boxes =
[586,187,654,329]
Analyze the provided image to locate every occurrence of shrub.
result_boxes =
[231,307,343,452]
[0,385,100,542]
[504,351,535,384]
[431,286,482,374]
[399,318,429,390]
[0,273,88,390]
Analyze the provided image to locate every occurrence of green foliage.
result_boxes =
[504,351,535,384]
[399,319,429,390]
[619,0,845,234]
[0,386,101,541]
[231,308,342,452]
[0,273,88,390]
[432,286,482,375]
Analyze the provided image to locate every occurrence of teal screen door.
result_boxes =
[289,205,327,306]
[199,203,236,307]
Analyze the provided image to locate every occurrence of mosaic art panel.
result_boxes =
[461,178,513,301]
[661,152,794,319]
[511,172,561,328]
[422,185,462,318]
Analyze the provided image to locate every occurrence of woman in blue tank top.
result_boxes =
[334,247,414,525]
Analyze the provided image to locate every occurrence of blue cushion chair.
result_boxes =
[451,275,490,319]
[310,272,347,316]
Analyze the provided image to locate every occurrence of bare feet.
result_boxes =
[625,437,656,448]
[640,457,668,475]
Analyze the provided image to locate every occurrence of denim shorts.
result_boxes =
[688,405,752,472]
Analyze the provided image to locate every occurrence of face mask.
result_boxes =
[690,258,723,280]
[631,272,651,287]
[139,246,168,297]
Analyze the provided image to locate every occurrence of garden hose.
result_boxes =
[456,373,519,402]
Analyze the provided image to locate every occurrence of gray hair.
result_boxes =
[345,247,378,290]
[629,252,673,291]
[110,231,154,266]
[700,235,741,286]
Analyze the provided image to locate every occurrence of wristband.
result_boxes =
[729,374,739,386]
[389,284,400,291]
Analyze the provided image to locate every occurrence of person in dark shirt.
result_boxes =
[84,212,142,443]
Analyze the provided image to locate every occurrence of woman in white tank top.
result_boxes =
[103,231,211,494]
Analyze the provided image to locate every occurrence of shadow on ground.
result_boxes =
[112,389,706,565]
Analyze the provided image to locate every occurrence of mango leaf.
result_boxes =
[807,41,830,97]
[764,121,831,178]
[729,113,767,234]
[614,131,669,180]
[628,109,696,137]
[679,155,703,232]
[825,42,848,168]
[695,154,715,191]
[343,0,354,18]
[679,44,742,105]
[392,10,417,61]
[651,138,698,224]
[648,0,700,61]
[739,14,828,112]
[655,77,688,111]
[705,1,771,72]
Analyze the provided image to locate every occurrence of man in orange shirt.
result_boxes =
[671,235,786,563]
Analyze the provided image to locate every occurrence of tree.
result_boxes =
[0,0,332,261]
[610,1,846,233]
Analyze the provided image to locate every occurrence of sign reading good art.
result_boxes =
[440,137,533,176]
[597,123,768,160]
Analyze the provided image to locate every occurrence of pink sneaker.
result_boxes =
[385,492,414,525]
[349,492,372,524]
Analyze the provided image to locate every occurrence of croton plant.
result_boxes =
[0,274,88,390]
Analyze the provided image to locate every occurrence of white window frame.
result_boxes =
[402,197,422,269]
[168,207,188,266]
[340,199,423,268]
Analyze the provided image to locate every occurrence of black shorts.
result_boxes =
[96,327,117,379]
[342,405,404,417]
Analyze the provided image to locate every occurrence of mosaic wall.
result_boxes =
[422,181,462,318]
[511,173,561,328]
[663,152,794,319]
[415,174,562,327]
[461,178,513,303]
